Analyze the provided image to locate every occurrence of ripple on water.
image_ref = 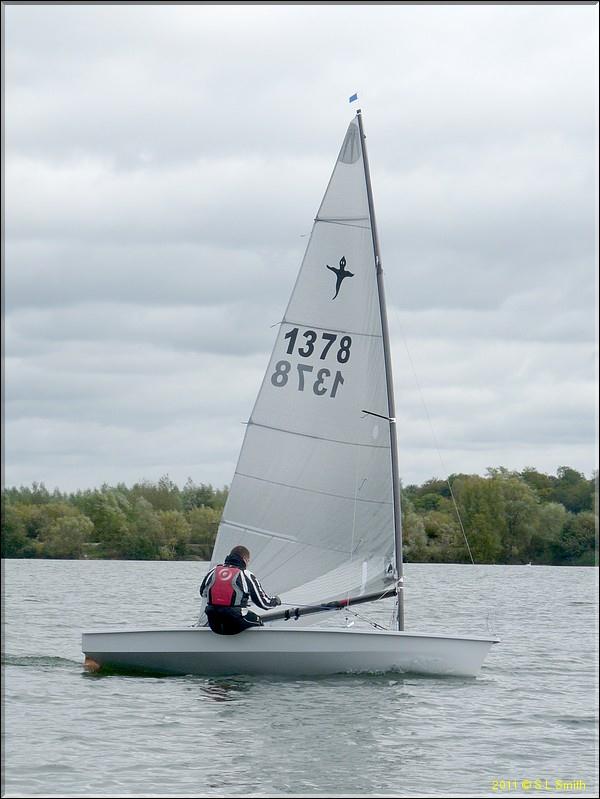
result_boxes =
[3,654,81,669]
[3,559,598,797]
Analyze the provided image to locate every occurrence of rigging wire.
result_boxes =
[389,596,399,630]
[486,608,498,637]
[346,438,362,608]
[343,606,388,631]
[276,600,390,632]
[388,309,499,640]
[275,581,398,631]
[348,584,399,631]
[391,306,476,566]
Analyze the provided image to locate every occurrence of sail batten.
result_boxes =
[208,115,395,610]
[247,420,389,449]
[316,216,369,221]
[282,320,382,338]
[220,519,299,543]
[317,221,371,230]
[234,470,393,505]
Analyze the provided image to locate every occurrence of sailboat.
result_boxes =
[82,110,499,677]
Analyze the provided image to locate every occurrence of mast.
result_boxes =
[356,109,404,631]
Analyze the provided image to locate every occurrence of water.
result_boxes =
[3,560,598,797]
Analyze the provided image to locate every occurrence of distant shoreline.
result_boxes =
[3,467,597,567]
[2,555,597,566]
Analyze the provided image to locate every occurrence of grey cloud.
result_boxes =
[390,286,595,343]
[4,3,597,491]
[6,341,268,429]
[5,416,246,491]
[7,7,595,166]
[5,156,320,246]
[6,302,283,357]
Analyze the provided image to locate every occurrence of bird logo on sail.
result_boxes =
[326,256,354,300]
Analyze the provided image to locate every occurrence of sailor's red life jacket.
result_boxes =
[209,565,242,606]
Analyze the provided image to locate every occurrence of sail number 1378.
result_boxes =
[283,327,352,363]
[271,361,344,397]
[270,327,351,399]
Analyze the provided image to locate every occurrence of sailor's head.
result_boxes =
[228,545,250,567]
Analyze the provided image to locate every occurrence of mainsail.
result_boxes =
[209,115,396,609]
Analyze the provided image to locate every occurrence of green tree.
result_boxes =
[120,497,165,559]
[187,506,221,558]
[528,502,568,562]
[416,478,451,499]
[9,503,47,541]
[182,479,228,511]
[130,475,182,512]
[41,515,95,559]
[422,510,463,562]
[453,476,505,563]
[7,501,81,548]
[84,491,131,558]
[15,482,52,505]
[1,503,36,557]
[413,492,442,512]
[553,511,597,565]
[549,467,594,513]
[520,467,556,502]
[401,499,428,561]
[157,510,192,559]
[489,471,540,563]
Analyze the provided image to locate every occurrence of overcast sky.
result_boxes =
[4,3,598,493]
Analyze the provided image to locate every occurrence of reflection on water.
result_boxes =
[3,655,80,670]
[195,676,253,702]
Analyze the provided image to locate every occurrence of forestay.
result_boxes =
[209,116,395,610]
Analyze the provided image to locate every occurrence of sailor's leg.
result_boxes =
[206,609,231,635]
[238,610,264,630]
[206,607,263,634]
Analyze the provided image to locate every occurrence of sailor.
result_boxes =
[199,545,281,635]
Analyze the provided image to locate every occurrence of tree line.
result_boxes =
[1,467,597,565]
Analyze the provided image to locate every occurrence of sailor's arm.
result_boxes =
[244,570,281,610]
[199,567,216,598]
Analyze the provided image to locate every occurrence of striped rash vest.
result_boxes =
[200,565,277,610]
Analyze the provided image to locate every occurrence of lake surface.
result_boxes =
[2,560,598,797]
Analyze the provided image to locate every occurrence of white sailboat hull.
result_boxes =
[82,627,498,678]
